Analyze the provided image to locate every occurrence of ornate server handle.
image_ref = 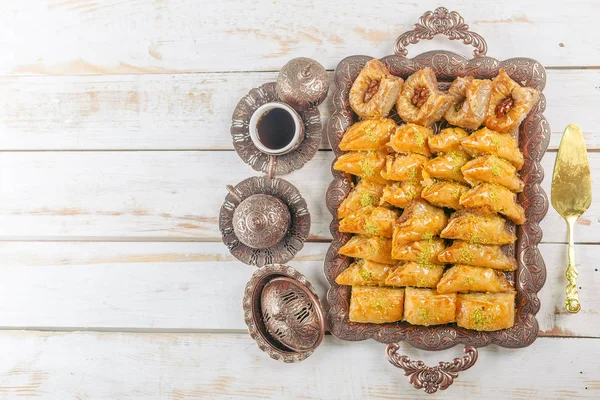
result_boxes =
[394,7,488,58]
[386,343,478,394]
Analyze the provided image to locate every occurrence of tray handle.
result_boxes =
[394,7,487,58]
[385,343,478,394]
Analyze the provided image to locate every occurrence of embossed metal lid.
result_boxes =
[276,57,329,111]
[232,194,291,249]
[243,264,325,363]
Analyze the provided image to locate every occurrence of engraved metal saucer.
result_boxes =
[219,176,310,267]
[243,264,325,363]
[231,82,322,176]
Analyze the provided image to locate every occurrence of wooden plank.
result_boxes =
[0,331,596,399]
[0,241,596,337]
[0,69,598,150]
[0,151,594,243]
[1,0,599,76]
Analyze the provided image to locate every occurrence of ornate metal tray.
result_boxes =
[323,7,549,393]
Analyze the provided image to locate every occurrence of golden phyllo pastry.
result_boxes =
[461,155,524,193]
[484,69,540,135]
[461,127,524,170]
[333,150,389,184]
[339,205,399,238]
[403,287,457,326]
[381,153,428,182]
[349,59,404,119]
[392,200,448,246]
[424,150,470,183]
[339,235,394,264]
[456,292,516,331]
[349,286,405,323]
[338,180,385,219]
[459,183,526,224]
[421,180,470,210]
[437,241,517,271]
[436,265,513,294]
[396,68,453,127]
[441,209,516,245]
[444,76,492,130]
[339,118,397,151]
[388,123,433,157]
[335,259,397,286]
[380,181,423,208]
[385,262,445,288]
[428,127,470,154]
[392,237,445,264]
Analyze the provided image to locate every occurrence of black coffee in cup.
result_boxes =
[256,108,296,151]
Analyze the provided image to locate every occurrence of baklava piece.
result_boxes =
[437,241,517,271]
[338,180,385,219]
[339,205,399,238]
[339,118,397,151]
[436,265,513,294]
[391,237,446,264]
[349,59,404,119]
[380,181,423,209]
[456,292,516,331]
[388,123,433,157]
[403,287,457,326]
[484,69,539,135]
[444,76,492,130]
[461,127,524,170]
[385,262,445,288]
[459,183,526,224]
[428,127,470,154]
[333,150,390,185]
[461,155,524,193]
[349,286,405,324]
[396,67,453,127]
[421,180,470,210]
[338,235,394,265]
[335,259,397,286]
[392,200,448,247]
[441,208,516,245]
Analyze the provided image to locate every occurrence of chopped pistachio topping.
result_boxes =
[360,192,378,207]
[418,307,431,321]
[464,276,475,286]
[358,267,372,281]
[471,308,491,330]
[421,232,434,240]
[364,221,378,235]
[458,247,474,262]
[490,159,503,176]
[491,136,501,148]
[371,299,390,310]
[415,132,425,147]
[359,160,375,178]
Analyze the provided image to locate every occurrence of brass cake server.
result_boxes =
[551,124,592,313]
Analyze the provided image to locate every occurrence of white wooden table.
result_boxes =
[0,1,598,398]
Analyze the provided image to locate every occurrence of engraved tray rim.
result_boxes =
[323,50,550,351]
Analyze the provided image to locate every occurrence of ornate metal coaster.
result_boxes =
[243,264,325,363]
[219,176,311,267]
[231,82,322,176]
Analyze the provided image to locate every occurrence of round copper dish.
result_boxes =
[243,264,325,363]
[231,82,322,176]
[219,176,310,267]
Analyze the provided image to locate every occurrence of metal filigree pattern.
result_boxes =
[386,344,478,393]
[394,7,488,58]
[243,264,325,363]
[231,82,322,176]
[276,57,329,111]
[220,176,310,267]
[324,52,549,350]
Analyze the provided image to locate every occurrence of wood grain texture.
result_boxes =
[0,151,594,243]
[0,331,597,399]
[0,241,596,337]
[1,0,599,76]
[0,70,598,150]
